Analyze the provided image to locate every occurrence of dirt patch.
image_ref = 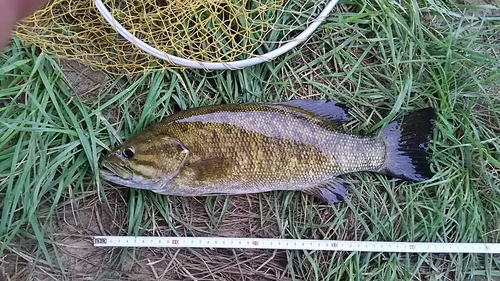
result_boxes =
[462,0,500,15]
[58,59,107,102]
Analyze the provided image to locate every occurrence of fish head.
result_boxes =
[99,135,190,191]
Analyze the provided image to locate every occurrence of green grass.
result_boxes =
[1,0,500,279]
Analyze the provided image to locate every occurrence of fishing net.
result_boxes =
[14,0,335,74]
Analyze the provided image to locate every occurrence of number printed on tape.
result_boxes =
[94,238,107,245]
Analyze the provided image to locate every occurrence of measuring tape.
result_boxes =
[94,236,500,254]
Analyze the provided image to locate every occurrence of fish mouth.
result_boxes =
[99,158,162,191]
[99,160,134,181]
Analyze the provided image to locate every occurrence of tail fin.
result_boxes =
[380,108,436,181]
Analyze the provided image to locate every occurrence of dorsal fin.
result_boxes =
[274,99,350,123]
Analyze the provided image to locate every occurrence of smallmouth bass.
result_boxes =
[100,100,435,202]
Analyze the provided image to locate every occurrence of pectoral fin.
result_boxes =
[184,157,233,182]
[304,178,349,203]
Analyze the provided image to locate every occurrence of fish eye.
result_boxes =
[122,147,135,159]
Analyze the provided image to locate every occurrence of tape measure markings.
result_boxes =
[93,236,500,254]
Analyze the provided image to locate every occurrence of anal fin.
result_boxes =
[304,178,349,203]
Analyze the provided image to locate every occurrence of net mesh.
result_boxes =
[14,0,329,74]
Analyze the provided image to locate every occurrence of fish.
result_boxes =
[99,100,436,203]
